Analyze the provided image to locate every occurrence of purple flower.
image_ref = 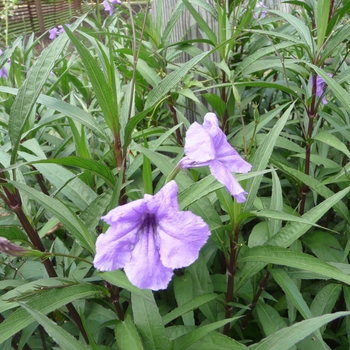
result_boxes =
[0,67,8,78]
[103,0,121,15]
[0,237,27,256]
[311,74,332,104]
[0,49,9,79]
[253,1,267,19]
[49,25,68,40]
[93,181,210,290]
[181,113,252,203]
[49,27,59,40]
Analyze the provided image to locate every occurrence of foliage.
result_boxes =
[0,0,349,349]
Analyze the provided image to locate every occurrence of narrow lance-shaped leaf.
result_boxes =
[115,315,144,350]
[132,290,171,350]
[10,181,96,253]
[0,284,105,344]
[0,86,107,140]
[30,157,116,188]
[19,303,88,350]
[244,103,294,211]
[316,0,331,51]
[9,15,87,165]
[248,311,350,350]
[63,25,118,135]
[240,246,350,285]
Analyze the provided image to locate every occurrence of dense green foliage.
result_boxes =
[0,0,350,348]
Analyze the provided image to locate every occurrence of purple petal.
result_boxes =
[93,222,139,271]
[49,28,58,40]
[102,197,146,225]
[0,67,8,78]
[158,211,210,269]
[209,159,248,202]
[124,227,174,290]
[181,156,211,169]
[202,113,252,174]
[103,0,113,15]
[146,180,179,216]
[184,121,216,163]
[0,49,3,56]
[94,198,148,270]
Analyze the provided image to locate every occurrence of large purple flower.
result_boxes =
[311,74,332,104]
[181,113,252,203]
[93,181,210,290]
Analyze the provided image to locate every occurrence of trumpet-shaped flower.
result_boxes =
[181,113,252,203]
[93,181,210,290]
[103,0,122,16]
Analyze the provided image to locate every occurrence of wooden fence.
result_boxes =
[0,0,92,38]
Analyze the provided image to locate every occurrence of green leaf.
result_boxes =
[268,186,350,247]
[19,303,88,350]
[173,317,240,350]
[132,290,170,350]
[320,21,350,64]
[8,15,86,165]
[273,162,350,224]
[269,169,283,237]
[311,284,342,318]
[115,314,144,350]
[316,0,331,51]
[0,284,104,344]
[19,151,98,211]
[0,86,107,140]
[238,187,350,288]
[256,302,287,337]
[269,10,313,55]
[163,292,218,325]
[182,0,217,45]
[270,269,313,320]
[248,311,350,350]
[143,152,153,195]
[0,37,23,67]
[244,103,294,211]
[98,271,148,298]
[10,181,96,253]
[303,231,344,263]
[313,131,350,159]
[31,157,116,188]
[63,26,118,134]
[240,246,350,285]
[234,41,297,78]
[161,1,185,46]
[144,51,209,109]
[187,331,246,350]
[173,272,195,326]
[0,227,29,243]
